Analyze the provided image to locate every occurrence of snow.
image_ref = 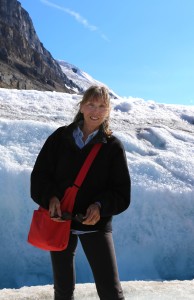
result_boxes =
[58,60,103,92]
[58,60,120,98]
[0,281,194,300]
[0,88,194,298]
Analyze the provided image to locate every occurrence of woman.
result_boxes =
[31,85,131,300]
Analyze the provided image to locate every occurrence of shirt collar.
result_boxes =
[75,126,99,139]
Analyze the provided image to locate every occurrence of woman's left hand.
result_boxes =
[82,203,101,225]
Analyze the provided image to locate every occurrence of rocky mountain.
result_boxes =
[0,0,81,93]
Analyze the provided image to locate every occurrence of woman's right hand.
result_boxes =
[49,196,63,222]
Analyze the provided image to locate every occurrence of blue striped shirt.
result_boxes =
[73,126,99,149]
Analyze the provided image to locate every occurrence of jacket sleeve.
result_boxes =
[30,128,62,209]
[93,139,131,217]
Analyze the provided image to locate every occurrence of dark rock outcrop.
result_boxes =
[0,0,80,92]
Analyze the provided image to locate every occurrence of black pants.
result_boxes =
[50,231,125,300]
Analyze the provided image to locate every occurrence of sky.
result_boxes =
[18,0,194,105]
[0,88,194,292]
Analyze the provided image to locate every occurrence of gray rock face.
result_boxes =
[0,0,80,92]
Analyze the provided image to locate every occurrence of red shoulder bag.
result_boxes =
[27,143,102,251]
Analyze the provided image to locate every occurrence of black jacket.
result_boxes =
[31,122,131,232]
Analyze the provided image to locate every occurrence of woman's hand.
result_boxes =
[82,203,101,225]
[49,196,64,222]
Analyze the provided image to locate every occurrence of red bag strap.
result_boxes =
[73,143,102,188]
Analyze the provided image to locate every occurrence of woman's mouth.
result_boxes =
[90,116,99,120]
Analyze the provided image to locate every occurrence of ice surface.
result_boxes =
[0,281,194,299]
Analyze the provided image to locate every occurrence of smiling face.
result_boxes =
[80,96,110,132]
[74,85,112,135]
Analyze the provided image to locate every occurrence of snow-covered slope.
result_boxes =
[58,60,119,98]
[0,88,194,289]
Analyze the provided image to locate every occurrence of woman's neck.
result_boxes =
[81,124,99,142]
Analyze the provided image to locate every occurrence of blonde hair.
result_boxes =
[74,85,112,136]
